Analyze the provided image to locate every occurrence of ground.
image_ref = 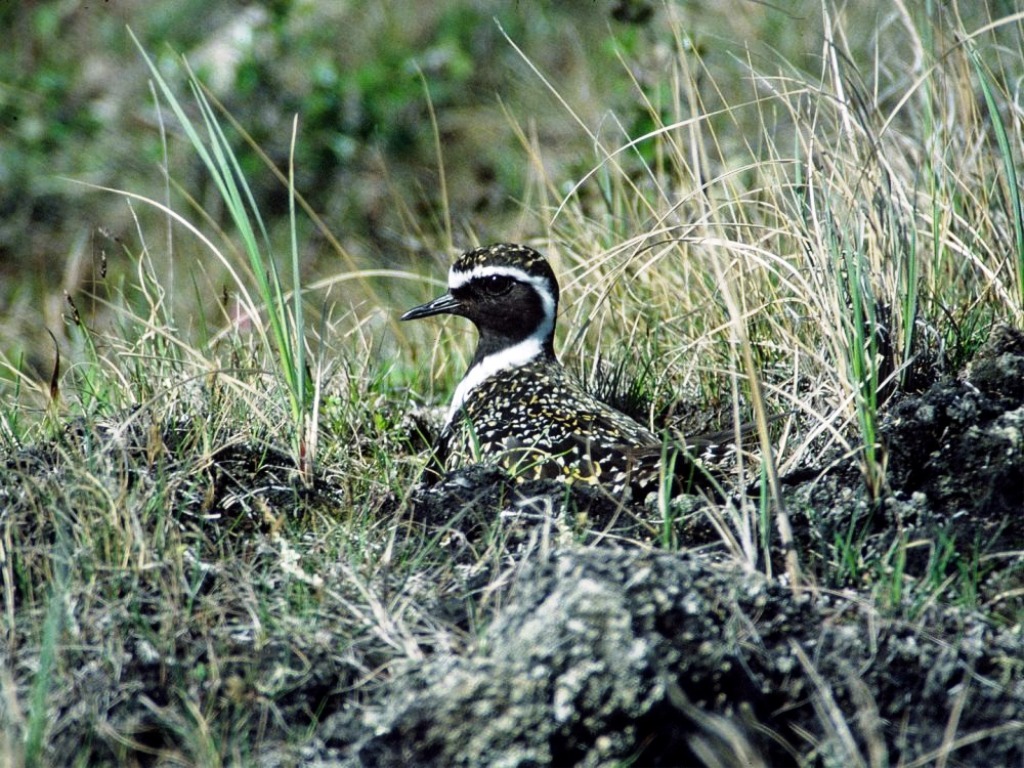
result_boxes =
[3,329,1022,766]
[327,326,1024,766]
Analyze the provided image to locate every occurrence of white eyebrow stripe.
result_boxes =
[448,263,532,290]
[447,263,557,326]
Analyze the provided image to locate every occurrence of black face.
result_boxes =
[400,243,560,360]
[450,274,548,343]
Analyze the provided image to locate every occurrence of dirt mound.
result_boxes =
[4,329,1022,766]
[344,549,1021,767]
[331,326,1024,766]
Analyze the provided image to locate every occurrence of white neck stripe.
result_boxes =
[446,314,554,423]
[444,262,558,425]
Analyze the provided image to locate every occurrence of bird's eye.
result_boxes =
[479,275,514,296]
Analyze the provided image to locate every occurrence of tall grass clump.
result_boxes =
[495,2,1024,578]
[0,32,444,764]
[131,30,317,484]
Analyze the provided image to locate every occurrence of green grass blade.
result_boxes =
[967,41,1024,310]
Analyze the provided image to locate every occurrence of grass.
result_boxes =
[132,28,316,485]
[2,2,1023,764]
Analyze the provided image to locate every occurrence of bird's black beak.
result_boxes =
[400,292,461,321]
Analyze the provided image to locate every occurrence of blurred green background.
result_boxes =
[1,4,647,305]
[0,1,668,366]
[1,0,1016,372]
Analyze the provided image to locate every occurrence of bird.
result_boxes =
[400,243,718,500]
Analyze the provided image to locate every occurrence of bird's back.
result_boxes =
[436,356,709,498]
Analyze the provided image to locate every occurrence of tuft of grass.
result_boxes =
[489,2,1024,593]
[23,583,63,768]
[132,28,316,485]
[966,36,1024,310]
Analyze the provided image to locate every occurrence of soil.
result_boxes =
[2,326,1022,766]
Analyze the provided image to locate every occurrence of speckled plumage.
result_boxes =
[401,243,710,498]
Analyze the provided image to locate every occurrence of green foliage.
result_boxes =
[967,41,1024,310]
